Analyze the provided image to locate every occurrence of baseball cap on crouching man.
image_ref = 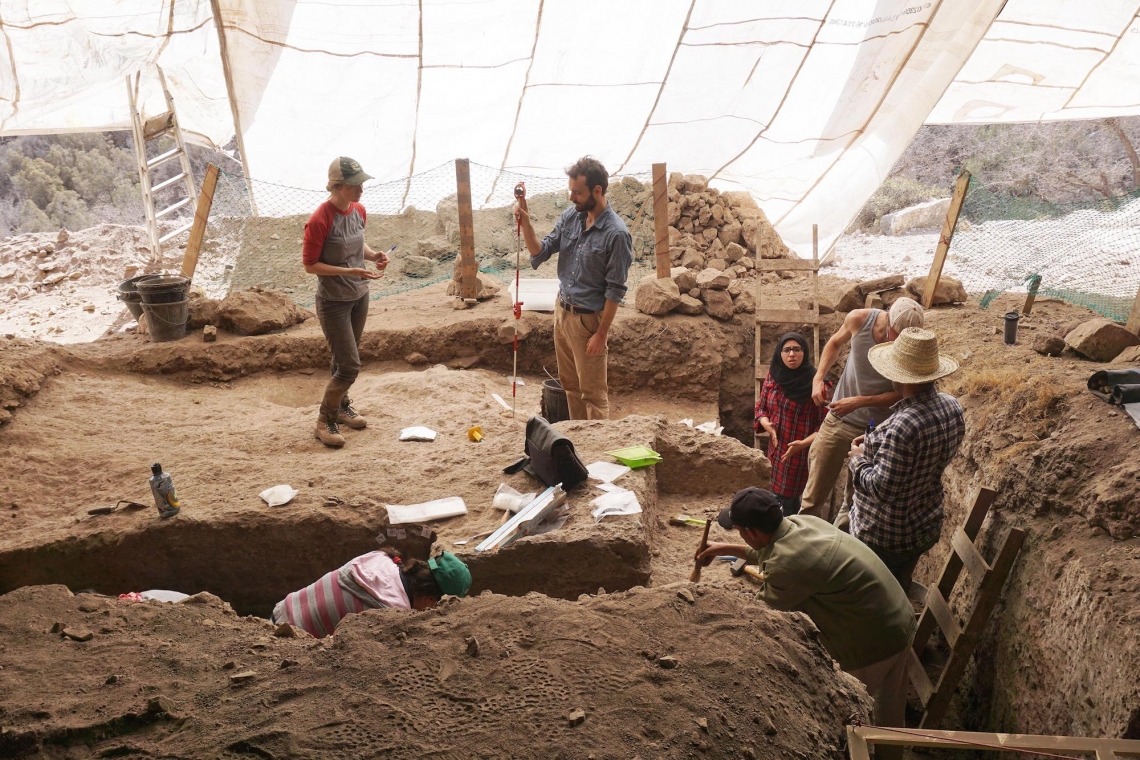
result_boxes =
[717,487,784,533]
[428,552,472,598]
[327,156,373,187]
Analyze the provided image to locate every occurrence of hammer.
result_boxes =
[689,519,712,583]
[730,557,765,583]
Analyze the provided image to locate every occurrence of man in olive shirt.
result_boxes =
[697,488,913,758]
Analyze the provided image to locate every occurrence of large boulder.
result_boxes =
[1064,318,1140,362]
[905,275,967,305]
[696,268,731,290]
[741,212,791,259]
[1111,344,1140,365]
[674,294,704,315]
[415,235,455,260]
[218,288,313,335]
[702,289,735,320]
[401,255,435,278]
[445,271,501,300]
[670,266,697,292]
[680,249,704,270]
[733,288,756,314]
[857,274,905,296]
[1033,335,1066,357]
[801,280,863,314]
[634,275,682,316]
[717,221,742,247]
[880,198,950,236]
[187,291,220,329]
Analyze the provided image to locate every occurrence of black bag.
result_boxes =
[1088,369,1140,403]
[522,415,589,490]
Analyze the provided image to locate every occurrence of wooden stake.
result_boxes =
[1022,273,1042,315]
[920,170,971,309]
[652,163,670,278]
[811,223,820,364]
[689,519,712,582]
[455,158,478,301]
[180,164,219,281]
[1126,282,1140,336]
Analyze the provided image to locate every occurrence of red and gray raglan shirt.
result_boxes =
[302,201,369,302]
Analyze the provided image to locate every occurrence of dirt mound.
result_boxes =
[217,287,314,335]
[0,583,868,759]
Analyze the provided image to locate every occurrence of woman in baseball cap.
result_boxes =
[302,157,392,448]
[272,547,472,638]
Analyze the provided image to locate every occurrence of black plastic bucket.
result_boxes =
[137,274,190,305]
[540,379,570,423]
[1003,311,1020,345]
[116,275,149,320]
[140,299,189,342]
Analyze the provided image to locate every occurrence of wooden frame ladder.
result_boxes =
[907,486,1027,729]
[126,68,199,261]
[754,223,820,447]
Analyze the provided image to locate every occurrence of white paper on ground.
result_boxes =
[695,421,723,436]
[147,590,190,603]
[590,488,642,523]
[677,418,693,427]
[399,426,437,442]
[595,481,623,493]
[386,496,467,525]
[491,393,511,410]
[259,484,299,507]
[587,461,631,483]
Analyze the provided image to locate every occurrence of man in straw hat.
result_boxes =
[847,327,965,592]
[800,298,926,521]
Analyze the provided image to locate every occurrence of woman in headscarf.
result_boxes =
[272,547,471,638]
[754,333,832,516]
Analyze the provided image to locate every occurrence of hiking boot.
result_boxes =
[315,412,345,448]
[337,397,367,430]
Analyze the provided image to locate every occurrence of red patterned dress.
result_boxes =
[754,376,832,497]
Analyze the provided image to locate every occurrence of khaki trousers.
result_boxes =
[799,412,864,521]
[554,301,608,420]
[848,647,909,760]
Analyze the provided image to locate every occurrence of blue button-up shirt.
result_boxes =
[530,204,633,312]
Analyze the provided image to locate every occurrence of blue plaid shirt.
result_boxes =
[848,387,965,553]
[531,204,633,311]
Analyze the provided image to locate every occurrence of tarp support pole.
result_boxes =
[1126,283,1140,336]
[455,158,478,301]
[652,163,670,279]
[921,170,971,309]
[181,164,219,280]
[209,0,258,216]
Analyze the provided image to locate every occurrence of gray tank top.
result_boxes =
[831,309,895,429]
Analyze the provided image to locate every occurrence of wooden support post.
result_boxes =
[812,224,820,364]
[180,164,219,281]
[1022,274,1042,315]
[455,158,478,301]
[920,170,971,309]
[652,163,670,278]
[848,726,1140,756]
[1126,283,1140,336]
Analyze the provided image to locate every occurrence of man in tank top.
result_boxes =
[798,298,924,521]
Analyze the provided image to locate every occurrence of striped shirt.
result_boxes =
[272,553,411,637]
[848,387,965,553]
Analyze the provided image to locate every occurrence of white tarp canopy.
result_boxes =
[2,0,1140,257]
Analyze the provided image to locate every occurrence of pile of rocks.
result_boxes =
[634,174,791,320]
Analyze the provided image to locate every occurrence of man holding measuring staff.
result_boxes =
[514,157,633,420]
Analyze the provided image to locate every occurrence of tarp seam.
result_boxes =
[0,9,20,130]
[710,0,837,182]
[487,0,544,205]
[615,0,696,175]
[1060,8,1140,110]
[88,17,212,41]
[688,16,825,32]
[210,0,257,215]
[401,0,424,211]
[222,23,417,59]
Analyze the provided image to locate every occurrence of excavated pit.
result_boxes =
[5,281,1138,749]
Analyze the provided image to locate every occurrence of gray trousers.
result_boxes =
[316,293,369,416]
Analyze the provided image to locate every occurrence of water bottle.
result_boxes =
[149,463,181,518]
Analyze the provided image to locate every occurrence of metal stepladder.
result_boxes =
[753,223,821,448]
[126,68,198,261]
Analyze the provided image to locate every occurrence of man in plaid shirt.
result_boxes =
[848,328,965,591]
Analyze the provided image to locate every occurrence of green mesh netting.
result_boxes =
[195,161,659,307]
[952,184,1140,321]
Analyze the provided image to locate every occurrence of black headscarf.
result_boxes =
[769,332,814,403]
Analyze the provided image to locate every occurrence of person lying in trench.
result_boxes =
[272,547,471,638]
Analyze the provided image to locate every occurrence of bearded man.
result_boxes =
[515,156,633,420]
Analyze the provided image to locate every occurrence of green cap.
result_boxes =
[428,552,472,598]
[328,156,373,186]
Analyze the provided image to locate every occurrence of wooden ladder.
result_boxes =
[126,68,198,261]
[907,486,1027,729]
[753,223,821,447]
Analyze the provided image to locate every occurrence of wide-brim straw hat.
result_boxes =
[867,327,959,384]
